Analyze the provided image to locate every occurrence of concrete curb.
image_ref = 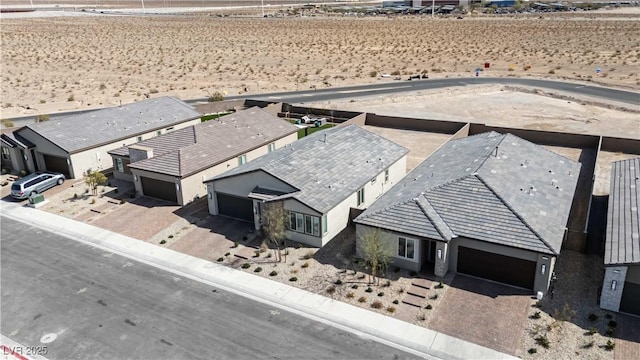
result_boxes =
[2,202,518,360]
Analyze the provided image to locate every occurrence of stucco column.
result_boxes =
[600,266,627,312]
[534,254,554,296]
[207,183,219,215]
[434,242,449,277]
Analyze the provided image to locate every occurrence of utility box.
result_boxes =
[29,193,45,205]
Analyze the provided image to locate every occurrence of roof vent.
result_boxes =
[549,170,554,174]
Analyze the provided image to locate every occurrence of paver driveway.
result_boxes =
[429,274,531,355]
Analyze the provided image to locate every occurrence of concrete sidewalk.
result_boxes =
[1,201,518,360]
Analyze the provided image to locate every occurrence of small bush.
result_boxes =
[377,292,384,297]
[254,267,262,273]
[351,284,359,290]
[119,199,126,205]
[358,296,366,303]
[369,71,377,78]
[608,320,617,328]
[606,327,615,336]
[382,280,391,287]
[216,257,223,262]
[357,274,366,280]
[531,311,541,319]
[335,279,343,285]
[74,193,78,199]
[149,88,159,94]
[528,348,537,354]
[425,304,432,310]
[398,287,404,294]
[586,327,597,336]
[232,242,239,248]
[90,198,96,204]
[326,286,336,294]
[548,69,555,74]
[159,240,166,245]
[253,250,260,258]
[346,292,355,299]
[429,294,438,300]
[365,287,373,293]
[435,282,444,289]
[535,335,550,349]
[301,261,309,268]
[168,235,174,239]
[371,301,383,309]
[289,277,298,282]
[386,306,396,313]
[269,271,278,276]
[242,235,248,241]
[534,300,543,308]
[588,313,599,322]
[224,252,230,256]
[241,263,250,269]
[604,340,615,351]
[392,299,399,304]
[266,253,272,258]
[417,313,426,321]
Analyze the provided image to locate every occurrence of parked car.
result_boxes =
[11,171,65,200]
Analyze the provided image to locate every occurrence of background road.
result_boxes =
[7,77,638,127]
[0,217,418,360]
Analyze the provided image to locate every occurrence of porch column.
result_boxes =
[434,242,449,277]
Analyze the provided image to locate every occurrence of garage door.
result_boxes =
[457,246,536,289]
[619,282,640,316]
[216,193,253,222]
[140,177,177,203]
[43,154,70,178]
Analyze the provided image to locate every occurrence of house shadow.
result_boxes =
[448,274,531,299]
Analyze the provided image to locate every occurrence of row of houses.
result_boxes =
[1,96,637,316]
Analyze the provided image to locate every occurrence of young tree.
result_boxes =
[360,228,393,285]
[260,201,287,262]
[84,169,107,196]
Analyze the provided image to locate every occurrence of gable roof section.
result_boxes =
[17,97,200,153]
[208,124,410,214]
[605,158,640,265]
[355,132,581,255]
[125,107,299,177]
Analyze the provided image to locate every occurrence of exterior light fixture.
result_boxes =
[437,249,442,260]
[133,175,138,182]
[541,264,546,275]
[611,280,617,291]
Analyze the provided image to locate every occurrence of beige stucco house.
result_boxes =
[6,97,201,179]
[204,124,409,247]
[108,107,299,205]
[355,132,581,295]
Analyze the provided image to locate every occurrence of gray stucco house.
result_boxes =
[204,124,409,247]
[108,107,298,205]
[354,131,581,295]
[5,97,201,179]
[600,158,640,316]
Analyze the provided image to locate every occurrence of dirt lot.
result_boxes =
[1,13,638,119]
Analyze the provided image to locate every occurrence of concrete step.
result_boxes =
[401,294,425,308]
[406,286,429,299]
[411,278,432,290]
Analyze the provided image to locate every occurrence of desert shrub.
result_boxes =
[606,327,615,336]
[531,311,541,319]
[224,252,230,256]
[392,299,399,304]
[588,313,599,322]
[35,114,50,123]
[1,119,14,128]
[535,335,550,349]
[208,91,224,102]
[241,263,250,269]
[357,274,366,279]
[382,280,391,287]
[377,292,384,297]
[159,240,166,245]
[326,286,336,294]
[90,198,96,204]
[548,69,555,74]
[254,267,262,273]
[435,282,444,289]
[269,271,278,276]
[242,235,248,241]
[301,261,309,268]
[351,284,358,290]
[74,193,78,199]
[289,277,298,282]
[253,250,260,258]
[586,327,597,336]
[67,94,75,102]
[232,242,239,248]
[149,88,159,94]
[398,287,404,294]
[216,257,223,262]
[604,340,615,351]
[335,279,343,285]
[425,304,432,310]
[386,306,396,313]
[429,294,438,300]
[358,296,366,303]
[168,235,174,239]
[553,303,576,322]
[534,300,543,308]
[528,348,537,354]
[390,70,401,76]
[365,287,373,293]
[371,301,383,309]
[346,292,355,299]
[608,320,617,328]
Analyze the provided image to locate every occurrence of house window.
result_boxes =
[385,169,389,183]
[1,147,9,160]
[238,154,247,165]
[288,211,320,237]
[322,214,327,234]
[357,188,365,206]
[136,136,142,142]
[398,237,415,259]
[114,157,124,172]
[268,143,276,153]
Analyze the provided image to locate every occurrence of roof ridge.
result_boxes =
[415,195,454,241]
[357,198,422,221]
[474,174,558,254]
[472,132,507,173]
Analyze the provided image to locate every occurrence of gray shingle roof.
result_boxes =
[605,158,640,265]
[121,107,299,177]
[355,132,581,255]
[18,97,200,153]
[208,124,409,214]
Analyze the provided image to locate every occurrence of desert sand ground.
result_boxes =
[1,10,639,119]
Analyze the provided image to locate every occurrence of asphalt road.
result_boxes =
[7,77,639,127]
[0,217,418,360]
